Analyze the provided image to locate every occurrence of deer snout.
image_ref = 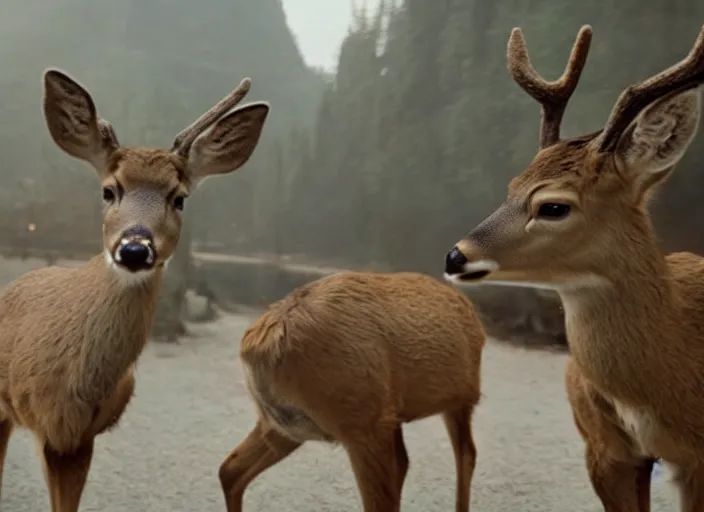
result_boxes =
[443,242,499,284]
[445,247,468,274]
[113,226,157,272]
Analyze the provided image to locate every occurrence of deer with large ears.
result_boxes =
[0,69,269,511]
[444,24,704,511]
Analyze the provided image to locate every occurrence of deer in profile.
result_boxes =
[444,23,704,511]
[219,271,485,512]
[0,69,269,511]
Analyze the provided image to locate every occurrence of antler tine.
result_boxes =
[597,25,704,154]
[507,25,593,149]
[171,77,252,157]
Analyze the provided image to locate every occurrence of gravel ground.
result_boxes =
[0,258,679,511]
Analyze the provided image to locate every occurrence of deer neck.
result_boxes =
[557,231,686,406]
[76,254,164,402]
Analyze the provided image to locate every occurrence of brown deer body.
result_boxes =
[220,271,485,512]
[444,25,704,511]
[0,69,270,511]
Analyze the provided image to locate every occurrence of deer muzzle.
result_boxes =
[112,226,157,273]
[444,242,499,283]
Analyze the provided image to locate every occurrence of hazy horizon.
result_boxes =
[282,0,382,71]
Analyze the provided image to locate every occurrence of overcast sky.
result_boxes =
[281,0,381,71]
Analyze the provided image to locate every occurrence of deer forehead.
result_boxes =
[106,148,188,192]
[507,136,604,200]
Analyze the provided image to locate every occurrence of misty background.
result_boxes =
[0,0,702,345]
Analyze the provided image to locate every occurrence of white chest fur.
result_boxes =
[611,399,659,458]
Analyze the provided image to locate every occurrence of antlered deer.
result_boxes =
[444,24,704,511]
[220,271,485,512]
[0,69,269,511]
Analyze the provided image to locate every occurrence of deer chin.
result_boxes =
[444,261,555,290]
[447,266,610,293]
[104,250,156,287]
[443,259,499,286]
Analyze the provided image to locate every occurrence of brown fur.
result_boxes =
[219,271,485,512]
[0,69,269,512]
[447,26,704,511]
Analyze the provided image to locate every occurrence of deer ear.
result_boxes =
[615,88,701,183]
[186,102,269,187]
[43,69,119,173]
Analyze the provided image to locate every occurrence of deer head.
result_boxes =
[444,25,704,289]
[43,69,269,282]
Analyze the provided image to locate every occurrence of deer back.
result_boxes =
[240,271,485,432]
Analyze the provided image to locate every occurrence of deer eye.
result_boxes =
[536,203,571,220]
[102,187,116,203]
[172,196,186,211]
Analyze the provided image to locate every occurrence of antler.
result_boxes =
[595,25,704,154]
[171,77,252,157]
[507,25,593,149]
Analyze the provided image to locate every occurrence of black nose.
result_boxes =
[445,246,468,275]
[117,242,154,272]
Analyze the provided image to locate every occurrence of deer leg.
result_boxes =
[344,425,403,512]
[0,420,13,496]
[86,371,136,439]
[586,445,653,512]
[636,459,654,512]
[219,420,301,512]
[42,439,94,512]
[566,360,651,512]
[443,405,477,512]
[393,425,409,498]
